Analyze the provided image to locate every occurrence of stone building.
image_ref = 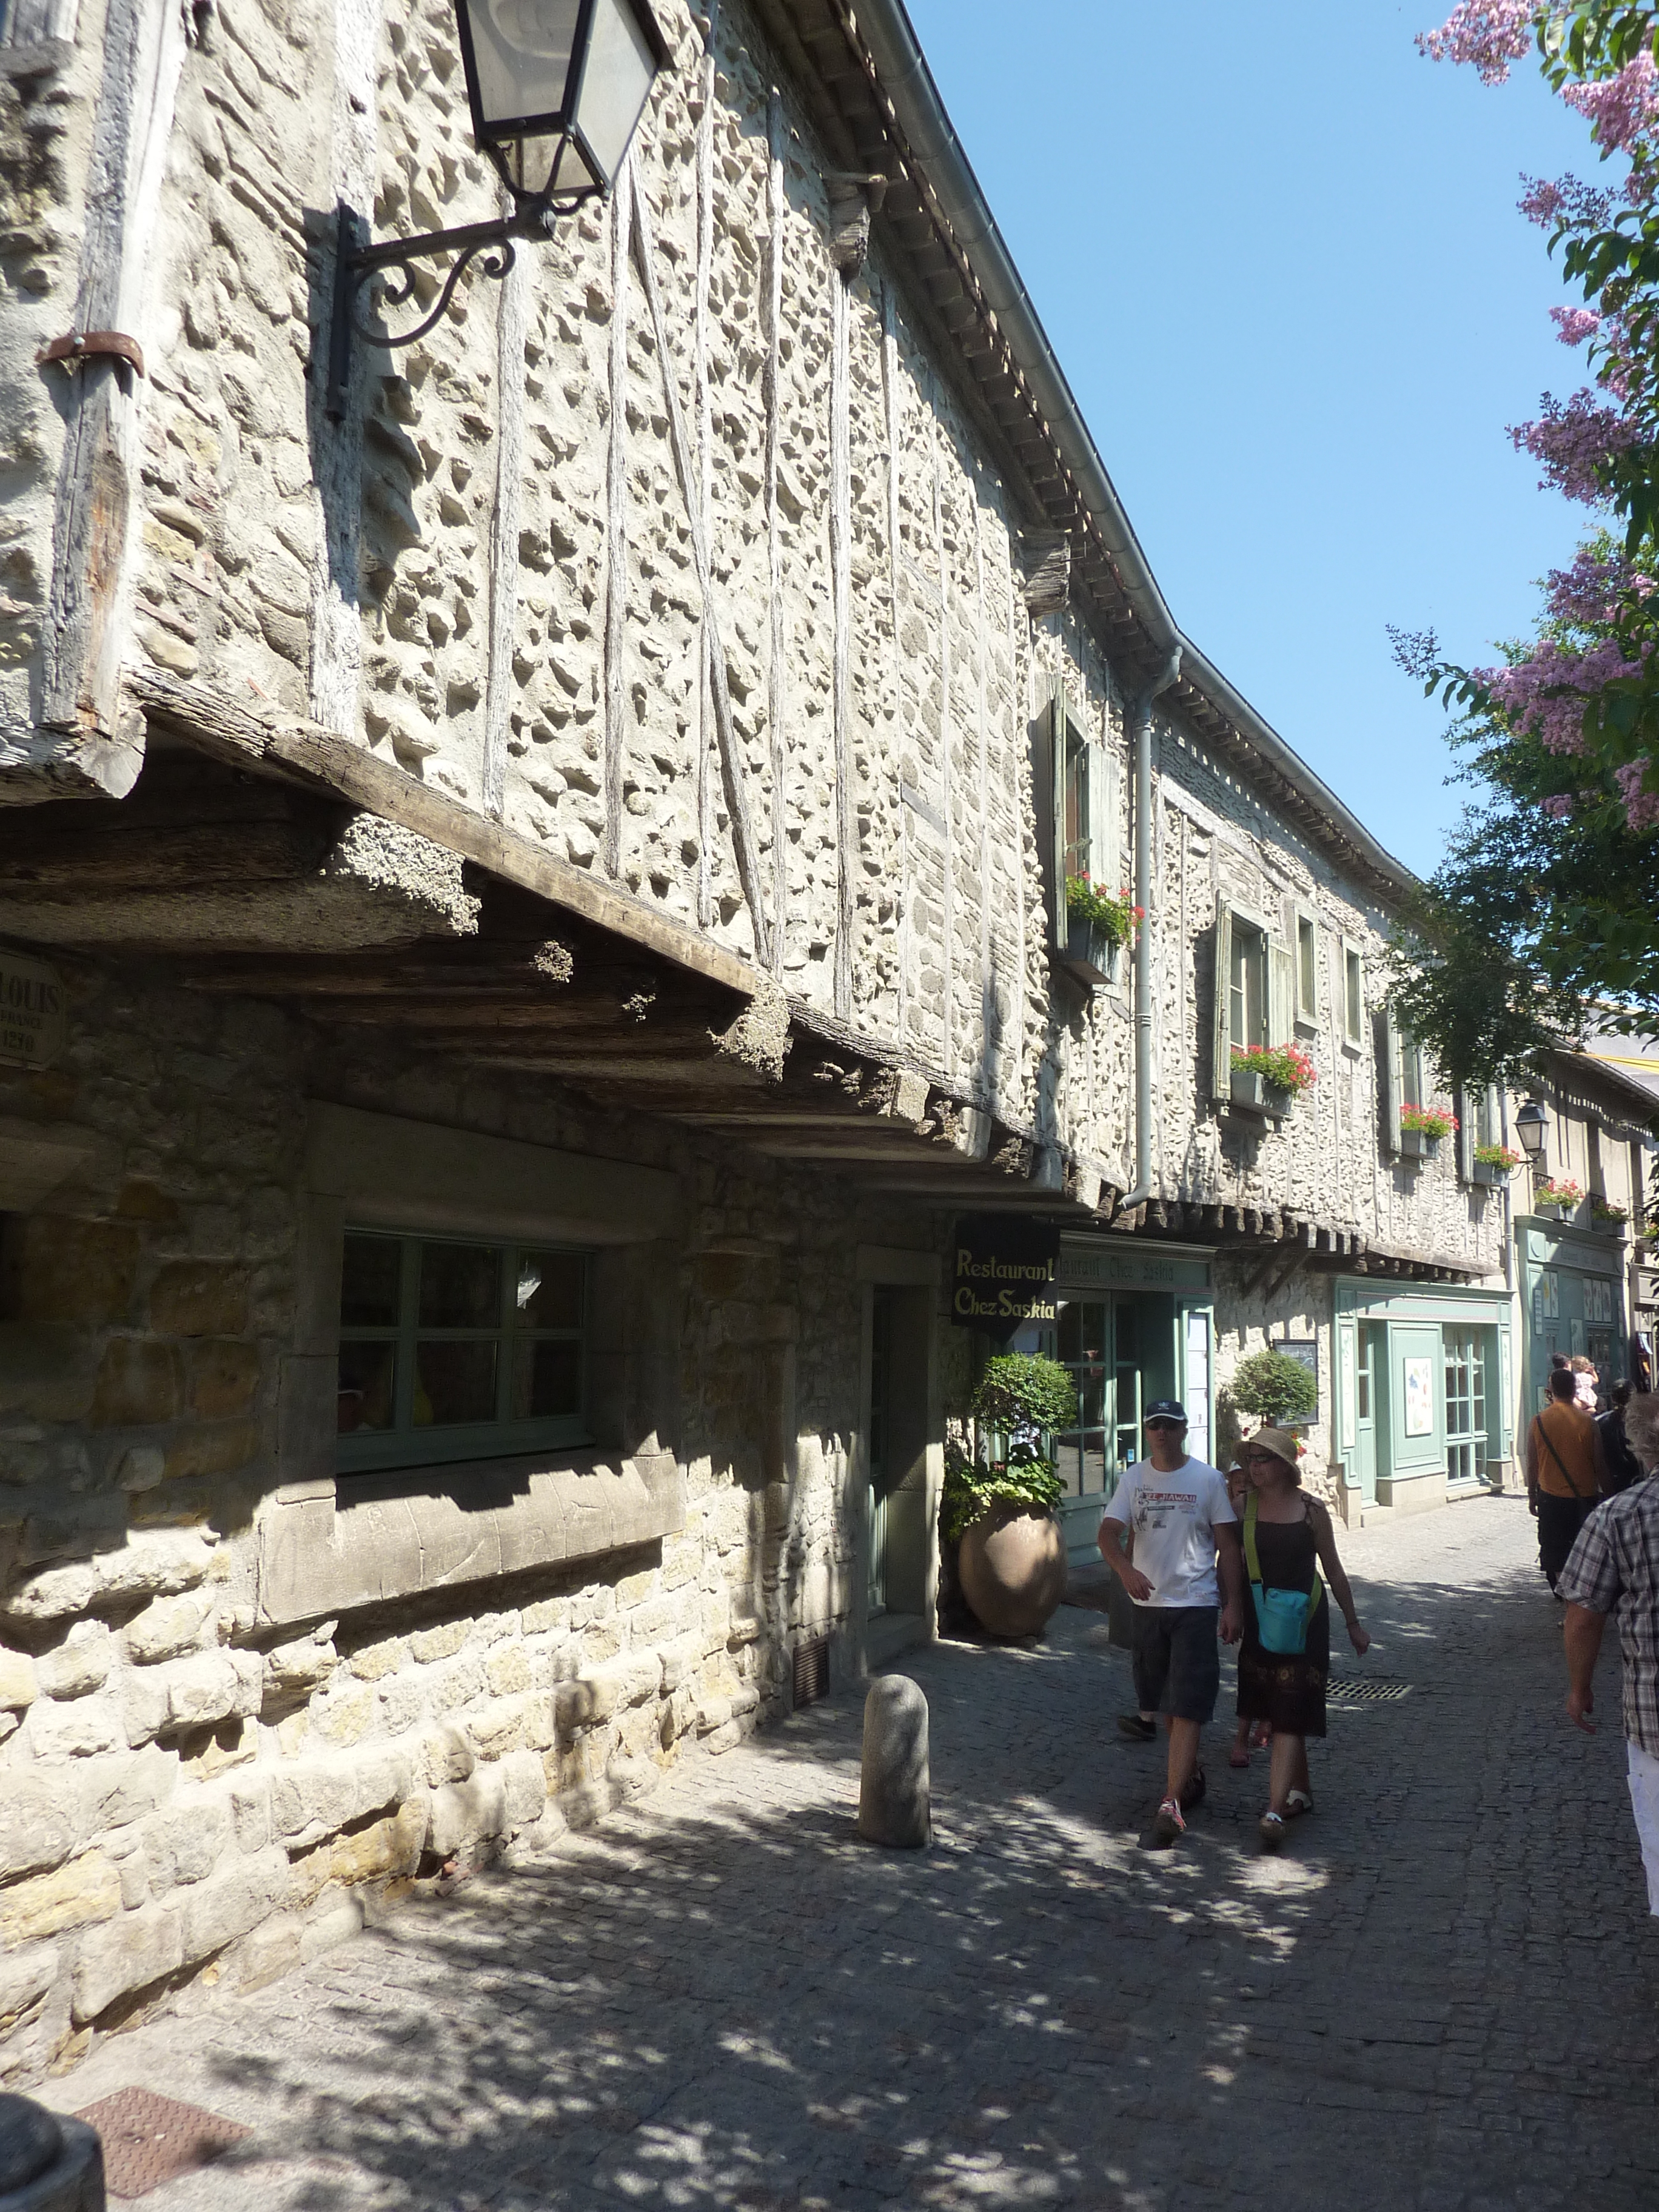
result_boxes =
[0,0,1530,2066]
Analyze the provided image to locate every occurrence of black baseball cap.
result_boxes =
[1144,1400,1187,1425]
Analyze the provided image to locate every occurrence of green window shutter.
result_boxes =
[1455,1087,1474,1182]
[1050,686,1068,954]
[1379,1010,1402,1154]
[1268,936,1294,1048]
[1212,908,1233,1102]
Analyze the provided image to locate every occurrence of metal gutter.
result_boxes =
[851,0,1419,908]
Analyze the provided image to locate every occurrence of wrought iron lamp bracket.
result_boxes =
[324,146,592,422]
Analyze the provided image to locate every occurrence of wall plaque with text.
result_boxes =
[0,949,66,1068]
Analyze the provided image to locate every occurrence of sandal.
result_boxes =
[1284,1790,1313,1820]
[1250,1720,1273,1749]
[1259,1810,1285,1849]
[1228,1744,1250,1769]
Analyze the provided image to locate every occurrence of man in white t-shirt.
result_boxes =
[1099,1399,1244,1848]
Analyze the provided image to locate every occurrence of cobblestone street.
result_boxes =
[35,1495,1659,2210]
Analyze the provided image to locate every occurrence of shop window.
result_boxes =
[1047,685,1119,951]
[1295,910,1318,1027]
[337,1230,588,1474]
[1053,1298,1144,1498]
[1341,940,1365,1050]
[1444,1327,1488,1485]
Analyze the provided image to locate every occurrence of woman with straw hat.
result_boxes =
[1236,1427,1370,1848]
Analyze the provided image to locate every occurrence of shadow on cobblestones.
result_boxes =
[55,1501,1659,2211]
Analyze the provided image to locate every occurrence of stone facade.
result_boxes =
[0,0,1518,2072]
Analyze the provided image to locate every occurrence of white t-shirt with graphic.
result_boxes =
[1104,1455,1236,1609]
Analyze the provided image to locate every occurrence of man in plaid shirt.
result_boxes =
[1558,1390,1659,1913]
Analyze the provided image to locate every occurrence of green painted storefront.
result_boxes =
[1007,1236,1216,1564]
[1515,1213,1631,1416]
[1331,1279,1514,1514]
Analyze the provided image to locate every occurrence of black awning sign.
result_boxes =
[951,1214,1061,1340]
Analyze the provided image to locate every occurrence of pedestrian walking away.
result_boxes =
[1527,1367,1610,1592]
[1098,1399,1244,1848]
[1558,1390,1659,1914]
[1233,1427,1370,1849]
[1598,1381,1644,1498]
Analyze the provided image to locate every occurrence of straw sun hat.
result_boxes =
[1245,1427,1304,1481]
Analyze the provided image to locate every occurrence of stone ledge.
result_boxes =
[254,1449,686,1628]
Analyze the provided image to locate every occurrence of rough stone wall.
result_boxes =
[0,962,925,2077]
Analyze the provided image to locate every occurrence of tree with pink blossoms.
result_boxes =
[1393,6,1659,1090]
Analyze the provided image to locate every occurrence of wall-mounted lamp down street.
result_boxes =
[1515,1096,1549,1164]
[326,0,669,420]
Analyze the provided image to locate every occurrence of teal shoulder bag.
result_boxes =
[1243,1492,1325,1656]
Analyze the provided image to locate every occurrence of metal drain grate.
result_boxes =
[793,1634,830,1709]
[75,2087,250,2199]
[1327,1677,1413,1703]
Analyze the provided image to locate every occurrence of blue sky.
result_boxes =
[900,0,1601,877]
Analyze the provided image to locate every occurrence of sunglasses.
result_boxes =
[1144,1418,1185,1432]
[1240,1450,1279,1466]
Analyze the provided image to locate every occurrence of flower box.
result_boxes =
[1399,1127,1442,1162]
[1472,1158,1507,1187]
[1230,1067,1293,1119]
[1062,914,1122,988]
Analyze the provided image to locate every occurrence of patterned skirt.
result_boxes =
[1236,1592,1330,1738]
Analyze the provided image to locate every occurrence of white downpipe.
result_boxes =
[1118,651,1183,1214]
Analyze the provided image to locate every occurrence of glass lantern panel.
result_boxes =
[461,0,583,141]
[572,0,661,186]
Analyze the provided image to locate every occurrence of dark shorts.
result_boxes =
[1130,1604,1221,1724]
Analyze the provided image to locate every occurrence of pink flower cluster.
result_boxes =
[1540,791,1577,817]
[1416,2,1533,83]
[1509,387,1636,502]
[1561,53,1659,152]
[1483,636,1645,753]
[1615,757,1659,830]
[1518,173,1617,229]
[1550,304,1603,346]
[1543,543,1644,628]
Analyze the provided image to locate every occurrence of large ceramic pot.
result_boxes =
[957,1501,1067,1640]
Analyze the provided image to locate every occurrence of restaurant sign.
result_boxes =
[951,1214,1061,1342]
[0,948,66,1069]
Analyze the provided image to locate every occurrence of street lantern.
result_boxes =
[326,0,669,421]
[455,0,669,198]
[1515,1096,1549,1162]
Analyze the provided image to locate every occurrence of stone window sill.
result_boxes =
[255,1445,684,1629]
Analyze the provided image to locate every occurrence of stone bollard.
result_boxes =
[857,1675,930,1848]
[0,2094,104,2212]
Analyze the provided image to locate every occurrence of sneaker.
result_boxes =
[1116,1714,1158,1742]
[1151,1796,1185,1846]
[1179,1765,1206,1812]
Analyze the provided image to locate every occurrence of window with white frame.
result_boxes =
[337,1230,588,1474]
[1342,942,1365,1050]
[1048,686,1121,947]
[1295,911,1318,1027]
[1443,1326,1488,1485]
[1230,919,1270,1055]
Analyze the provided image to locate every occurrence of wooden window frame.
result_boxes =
[1293,907,1319,1031]
[1340,939,1366,1053]
[1049,682,1121,953]
[1211,901,1292,1101]
[337,1227,591,1476]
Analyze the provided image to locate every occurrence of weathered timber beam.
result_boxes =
[126,670,762,1002]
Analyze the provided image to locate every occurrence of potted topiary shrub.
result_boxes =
[1062,876,1139,988]
[1229,1346,1319,1430]
[1400,1102,1458,1161]
[1472,1142,1522,1188]
[946,1353,1075,1640]
[1230,1042,1316,1120]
